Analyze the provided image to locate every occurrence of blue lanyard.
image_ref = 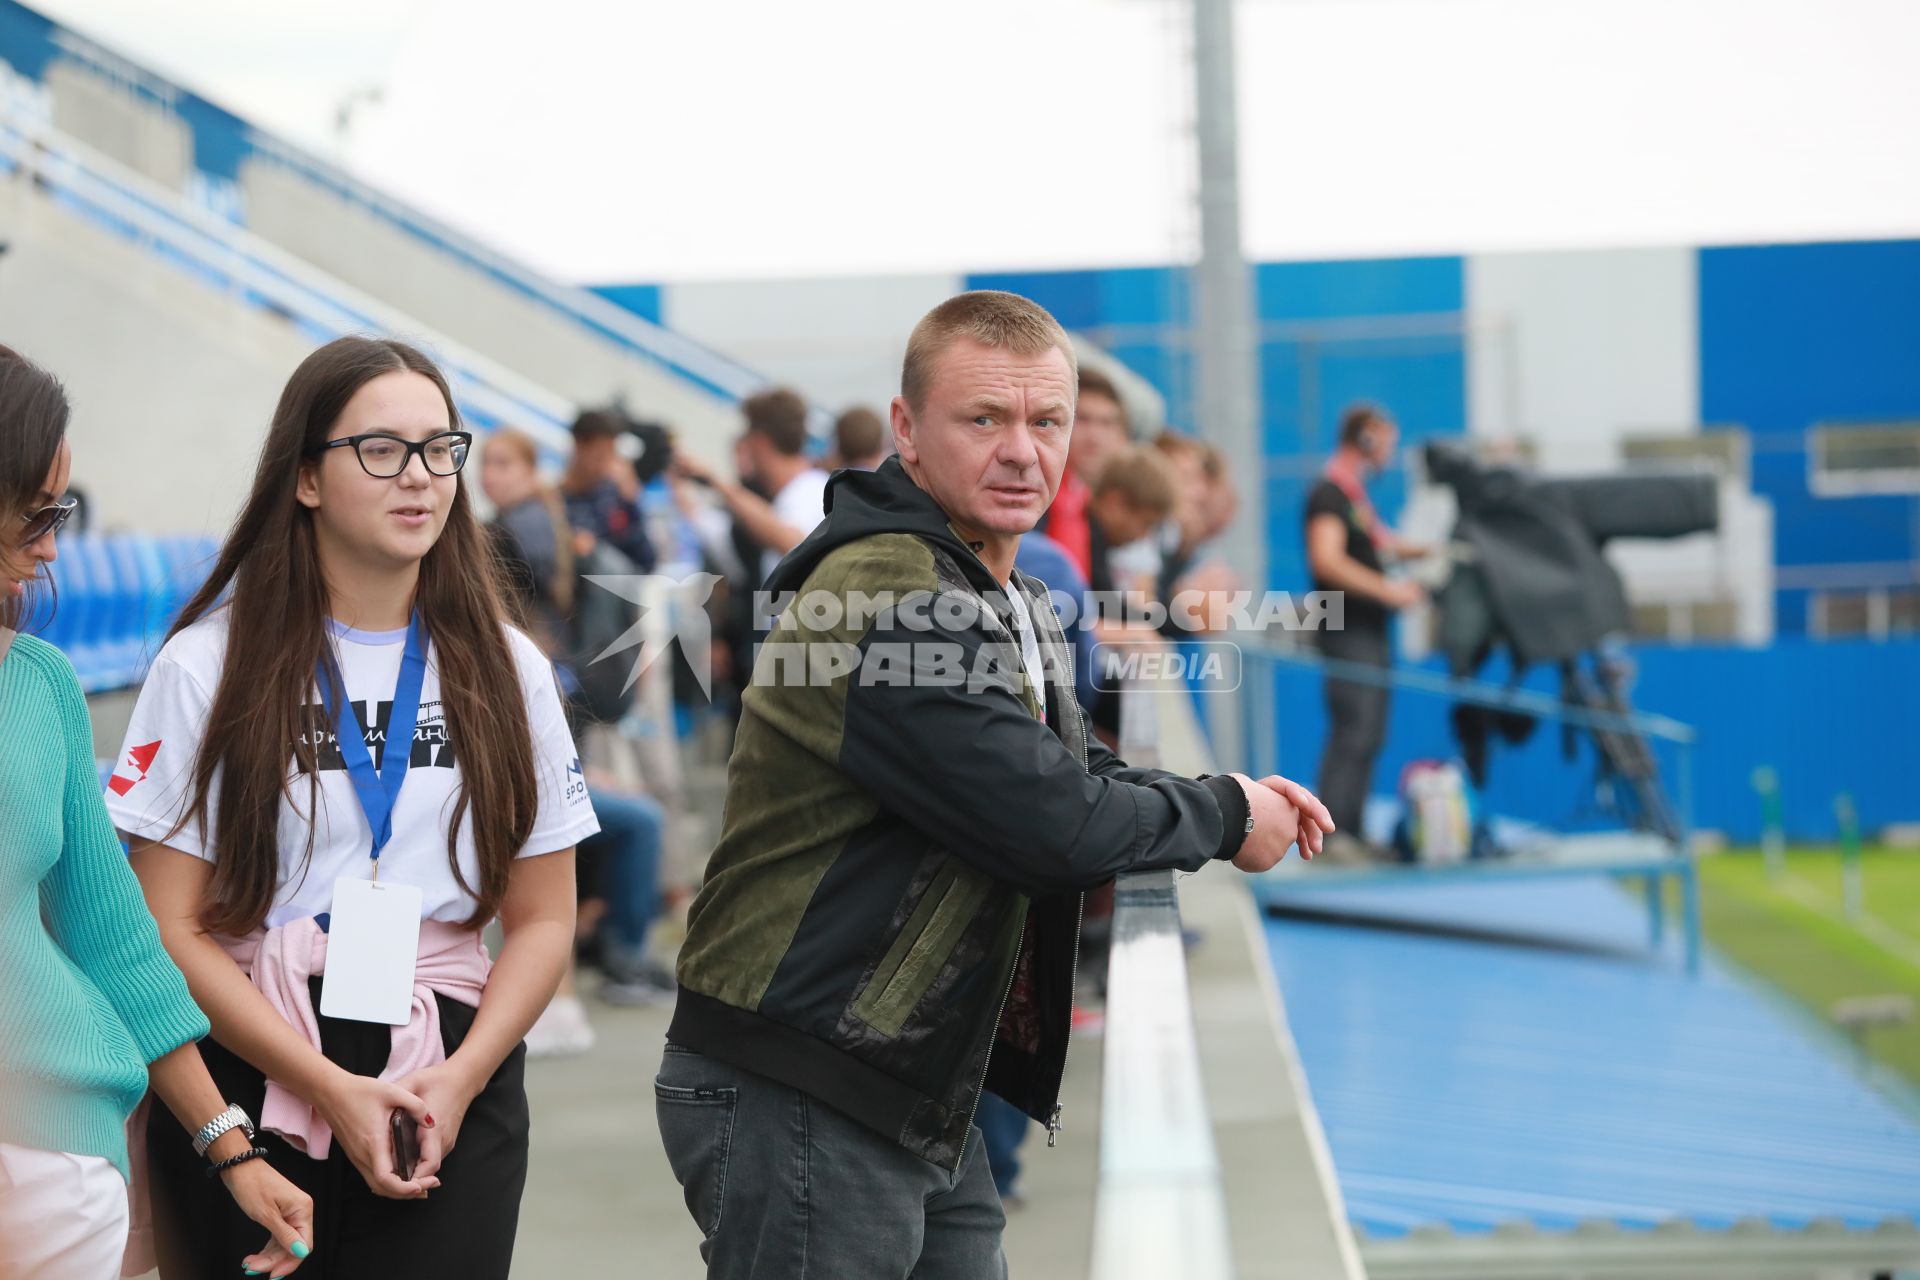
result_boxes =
[316,612,429,870]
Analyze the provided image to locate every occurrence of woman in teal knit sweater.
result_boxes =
[0,347,315,1279]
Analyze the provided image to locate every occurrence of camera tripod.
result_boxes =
[1559,642,1682,845]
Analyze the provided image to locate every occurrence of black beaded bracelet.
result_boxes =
[206,1145,271,1179]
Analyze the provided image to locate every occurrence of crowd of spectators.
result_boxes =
[481,388,863,1052]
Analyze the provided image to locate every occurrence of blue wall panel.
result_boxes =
[1256,255,1462,324]
[965,266,1192,423]
[1701,241,1920,429]
[1256,257,1466,595]
[1700,241,1920,635]
[965,268,1112,332]
[589,282,664,326]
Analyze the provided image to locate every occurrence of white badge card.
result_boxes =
[319,877,423,1026]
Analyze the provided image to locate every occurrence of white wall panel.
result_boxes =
[1466,248,1697,472]
[661,274,965,422]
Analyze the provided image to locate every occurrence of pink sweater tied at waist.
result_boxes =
[121,915,492,1275]
[218,914,493,1160]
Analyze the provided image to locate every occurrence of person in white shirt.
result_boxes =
[114,337,597,1280]
[671,386,829,584]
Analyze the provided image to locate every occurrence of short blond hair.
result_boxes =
[1094,445,1179,517]
[1152,429,1198,463]
[901,291,1076,410]
[485,427,540,468]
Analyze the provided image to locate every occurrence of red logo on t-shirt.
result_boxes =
[107,740,162,796]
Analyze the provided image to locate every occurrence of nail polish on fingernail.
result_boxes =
[291,1242,310,1260]
[423,1114,436,1127]
[243,1270,262,1277]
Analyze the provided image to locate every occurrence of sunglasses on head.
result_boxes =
[19,497,76,545]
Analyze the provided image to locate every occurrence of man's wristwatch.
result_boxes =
[192,1104,257,1158]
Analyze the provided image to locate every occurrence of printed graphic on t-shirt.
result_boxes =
[107,739,162,796]
[103,616,602,926]
[296,697,457,771]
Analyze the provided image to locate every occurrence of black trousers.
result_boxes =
[148,983,529,1280]
[1316,624,1392,839]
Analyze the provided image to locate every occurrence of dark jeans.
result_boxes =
[584,788,665,973]
[655,1044,1007,1279]
[1316,624,1392,839]
[149,984,529,1280]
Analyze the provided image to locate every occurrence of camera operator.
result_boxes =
[1306,404,1431,860]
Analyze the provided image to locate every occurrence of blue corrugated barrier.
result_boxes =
[1262,876,1920,1241]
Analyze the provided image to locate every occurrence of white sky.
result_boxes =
[32,0,1920,283]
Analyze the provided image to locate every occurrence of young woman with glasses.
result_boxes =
[108,337,598,1279]
[0,346,314,1279]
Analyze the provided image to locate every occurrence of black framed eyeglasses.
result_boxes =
[19,497,77,544]
[312,431,473,478]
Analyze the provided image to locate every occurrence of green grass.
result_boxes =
[1691,845,1920,1085]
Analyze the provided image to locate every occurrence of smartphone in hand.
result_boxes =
[390,1108,421,1181]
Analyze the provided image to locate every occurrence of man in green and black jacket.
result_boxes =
[657,291,1332,1279]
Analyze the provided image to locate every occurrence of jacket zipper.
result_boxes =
[1044,600,1094,1149]
[1046,889,1086,1147]
[963,914,1027,1146]
[955,559,1083,1151]
[945,549,1032,1152]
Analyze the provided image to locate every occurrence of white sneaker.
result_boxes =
[525,994,597,1058]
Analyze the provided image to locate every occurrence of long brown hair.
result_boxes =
[170,337,539,934]
[0,345,70,633]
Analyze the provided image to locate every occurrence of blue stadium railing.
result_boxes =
[23,532,218,694]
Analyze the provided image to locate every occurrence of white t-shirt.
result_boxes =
[1004,585,1048,722]
[1107,521,1172,587]
[764,467,830,581]
[105,612,600,928]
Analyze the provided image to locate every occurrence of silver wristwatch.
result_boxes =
[192,1103,257,1157]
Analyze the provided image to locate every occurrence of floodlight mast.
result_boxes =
[1191,0,1263,765]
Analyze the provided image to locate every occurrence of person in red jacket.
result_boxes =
[1036,366,1130,579]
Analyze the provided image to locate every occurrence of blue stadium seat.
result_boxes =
[55,535,110,685]
[24,533,222,693]
[25,562,68,655]
[159,536,220,627]
[101,537,149,684]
